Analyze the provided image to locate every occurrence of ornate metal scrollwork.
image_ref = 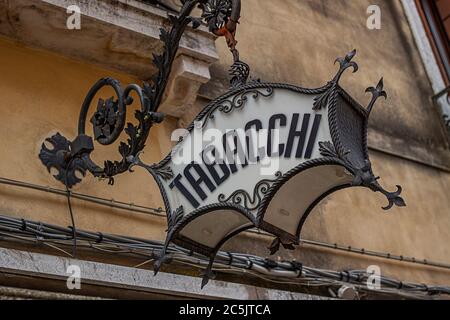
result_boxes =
[319,141,343,159]
[40,0,245,187]
[40,2,247,285]
[153,165,175,181]
[202,86,273,128]
[218,171,282,211]
[229,60,250,88]
[351,160,405,211]
[268,237,296,256]
[318,140,405,212]
[167,206,184,232]
[201,0,249,88]
[91,97,120,141]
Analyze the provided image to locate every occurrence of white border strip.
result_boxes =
[0,248,328,300]
[401,0,450,117]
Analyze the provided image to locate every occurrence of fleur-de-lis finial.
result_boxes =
[365,77,387,115]
[333,49,359,83]
[313,49,359,111]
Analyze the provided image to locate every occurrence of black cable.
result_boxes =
[2,176,450,271]
[0,215,449,297]
[65,158,77,258]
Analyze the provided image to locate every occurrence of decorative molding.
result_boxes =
[0,247,328,299]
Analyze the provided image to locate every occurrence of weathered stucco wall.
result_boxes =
[0,37,174,241]
[202,0,450,170]
[0,0,449,289]
[224,150,450,286]
[208,0,450,286]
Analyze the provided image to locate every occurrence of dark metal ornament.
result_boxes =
[39,0,245,287]
[38,0,406,288]
[145,51,406,289]
[39,0,242,187]
[39,133,89,188]
[229,60,250,88]
[201,0,233,32]
[218,171,283,210]
[90,97,120,141]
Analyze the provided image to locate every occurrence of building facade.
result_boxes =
[0,0,449,299]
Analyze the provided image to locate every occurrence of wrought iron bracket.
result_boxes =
[39,0,246,188]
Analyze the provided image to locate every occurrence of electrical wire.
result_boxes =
[1,176,449,271]
[0,177,165,217]
[64,157,77,258]
[0,214,449,299]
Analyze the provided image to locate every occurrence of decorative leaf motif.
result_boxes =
[201,260,217,289]
[90,97,119,141]
[334,49,359,75]
[379,185,406,211]
[41,0,244,188]
[313,50,359,111]
[201,0,232,32]
[229,60,250,88]
[268,237,297,255]
[268,237,281,255]
[167,206,184,232]
[154,165,174,181]
[312,86,333,111]
[318,141,338,158]
[351,160,406,211]
[38,133,88,188]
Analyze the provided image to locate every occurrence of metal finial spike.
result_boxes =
[153,236,171,275]
[153,260,162,276]
[201,257,216,289]
[376,77,386,93]
[365,77,388,115]
[343,49,357,64]
[381,185,406,211]
[313,49,359,111]
[369,182,406,211]
[201,275,210,289]
[333,49,359,84]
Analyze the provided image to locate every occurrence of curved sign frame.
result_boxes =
[134,51,406,286]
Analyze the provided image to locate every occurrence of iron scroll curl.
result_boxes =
[40,0,244,185]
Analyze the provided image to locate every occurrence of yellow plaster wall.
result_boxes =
[0,36,176,242]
